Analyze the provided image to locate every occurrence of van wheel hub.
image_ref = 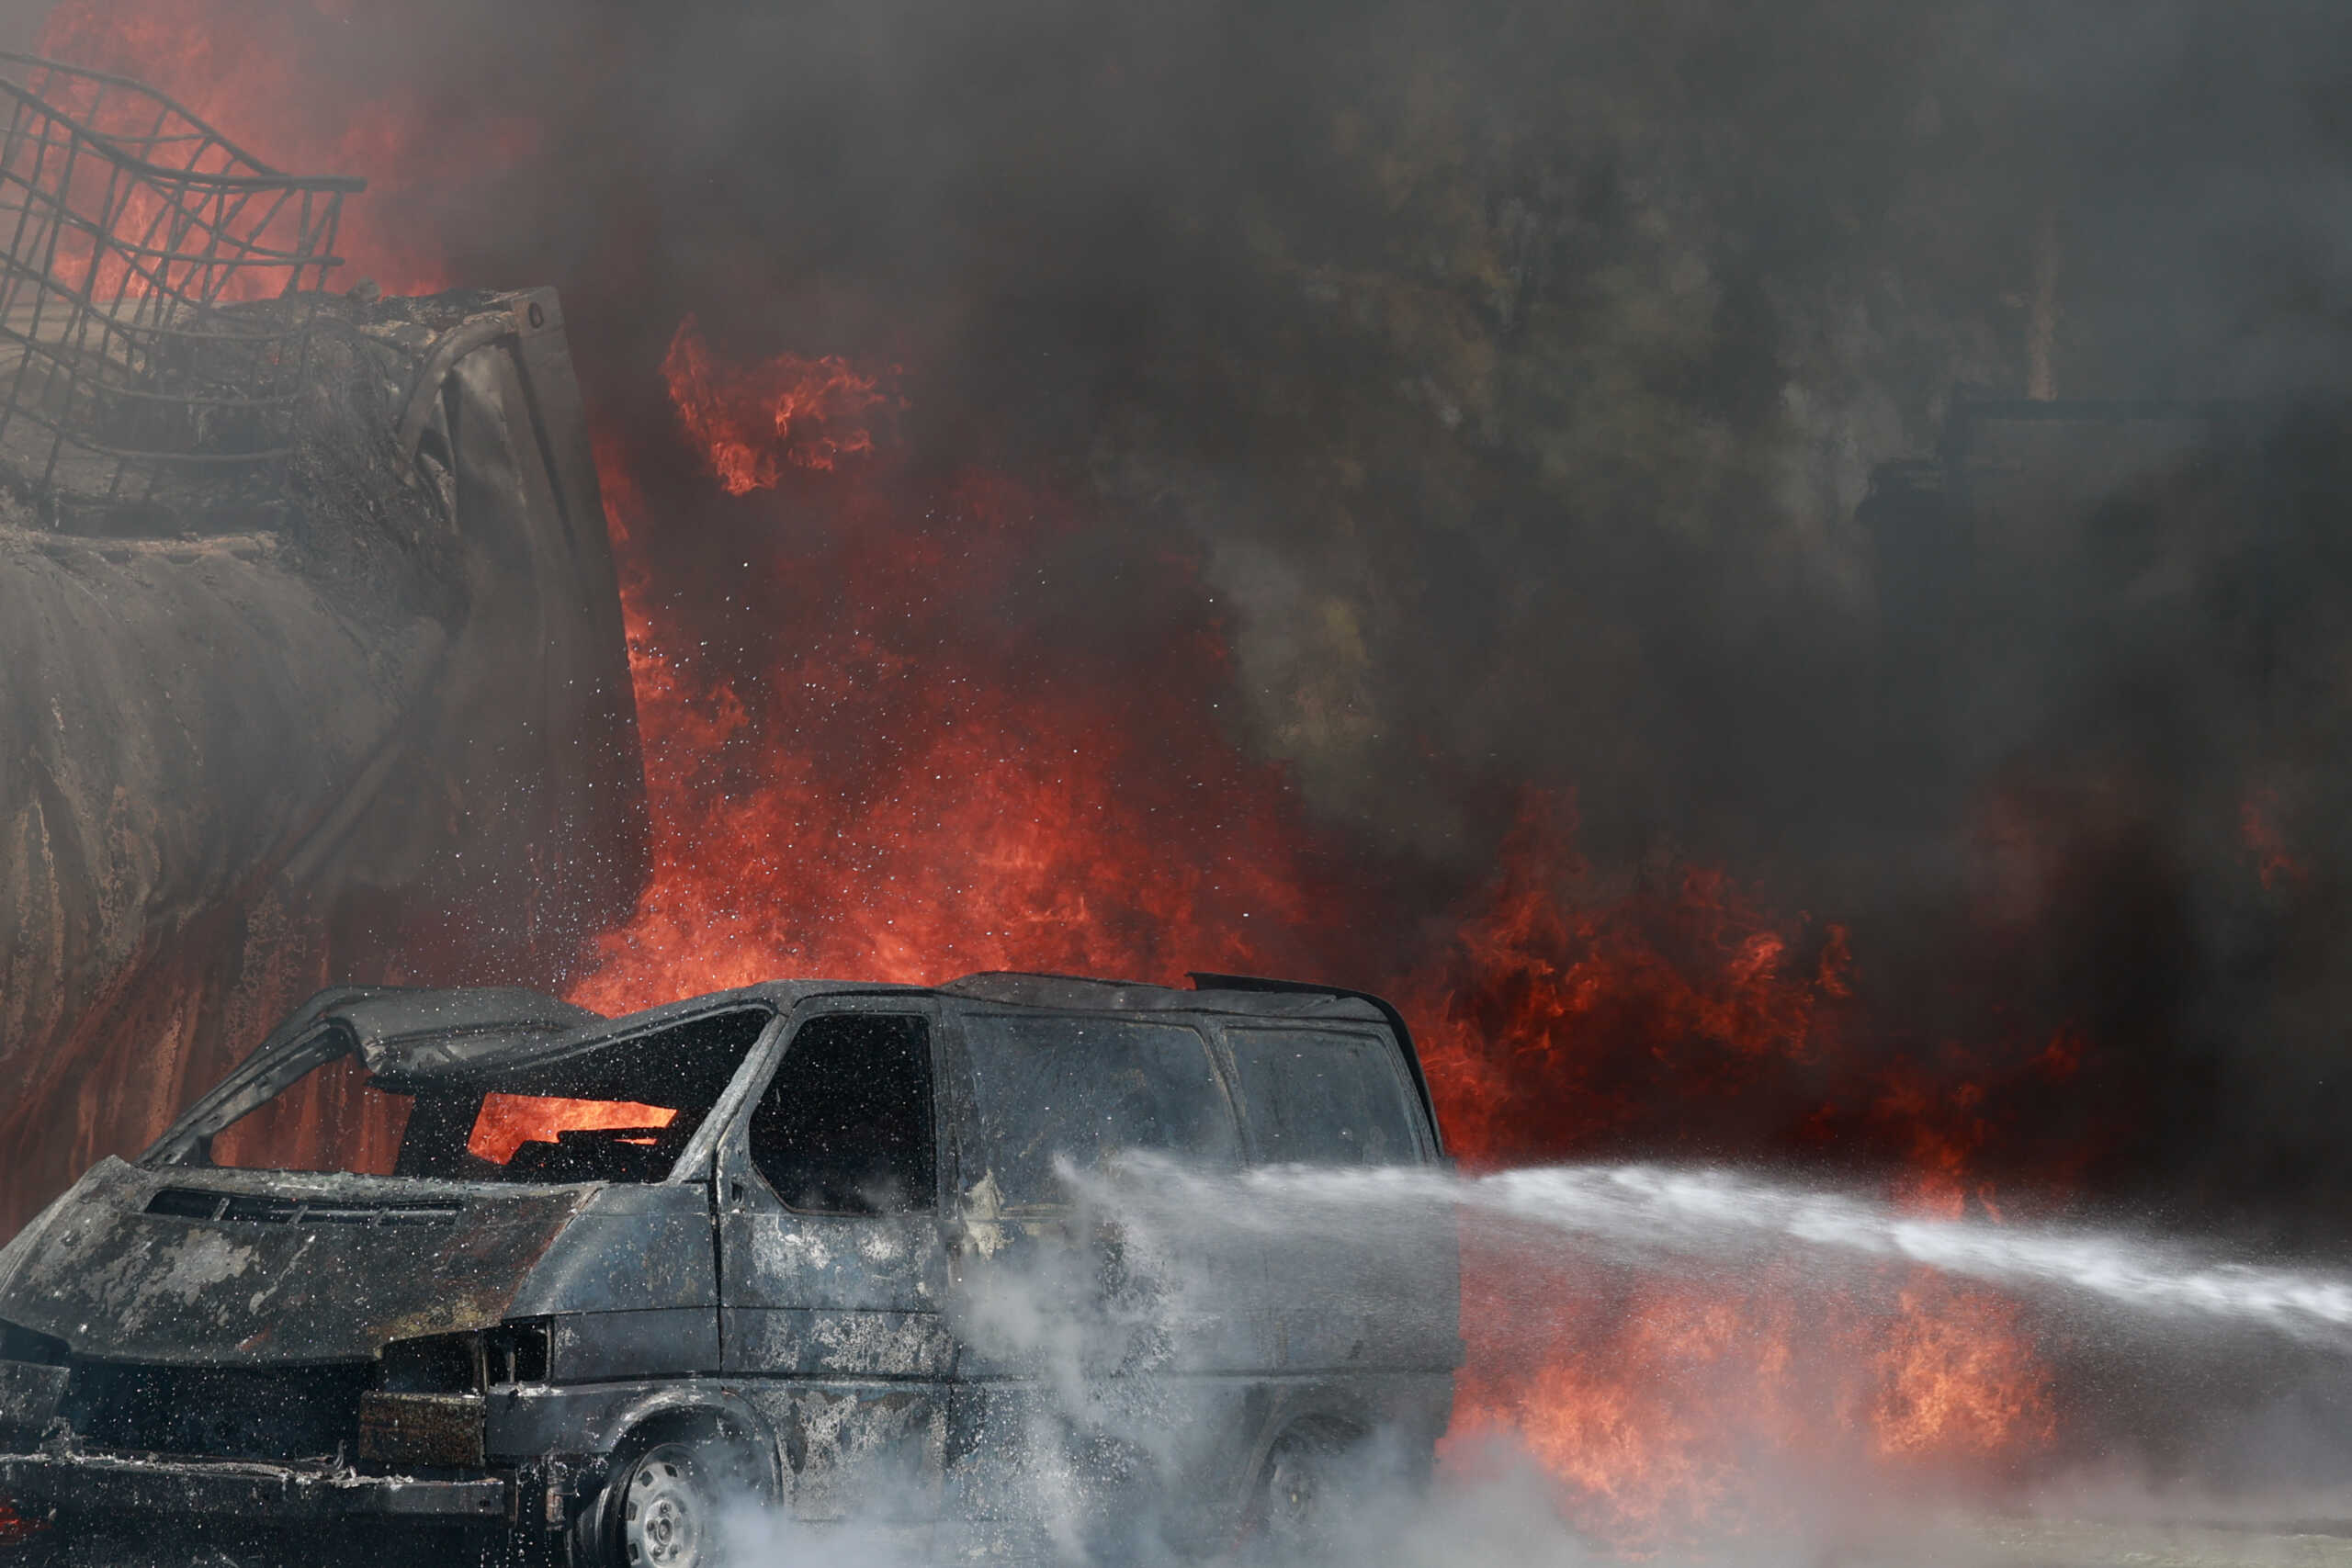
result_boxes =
[622,1443,714,1568]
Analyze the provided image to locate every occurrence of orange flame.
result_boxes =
[1448,1247,2056,1543]
[466,1094,678,1165]
[662,317,899,488]
[1415,795,2064,1538]
[1871,1283,2055,1460]
[1407,794,1859,1167]
[571,348,1338,1012]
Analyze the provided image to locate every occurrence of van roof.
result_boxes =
[183,971,1443,1162]
[933,970,1388,1019]
[318,971,1397,1074]
[554,971,1401,1025]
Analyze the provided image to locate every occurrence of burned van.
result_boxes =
[0,973,1456,1564]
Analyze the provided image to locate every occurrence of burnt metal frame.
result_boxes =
[0,52,364,507]
[0,975,1459,1545]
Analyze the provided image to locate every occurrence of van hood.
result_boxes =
[0,1158,596,1365]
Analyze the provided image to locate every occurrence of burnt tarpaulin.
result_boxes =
[0,287,646,1233]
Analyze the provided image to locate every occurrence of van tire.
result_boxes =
[1244,1424,1358,1559]
[578,1429,763,1568]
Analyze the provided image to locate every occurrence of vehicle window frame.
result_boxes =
[1207,1021,1433,1168]
[432,1001,781,1185]
[717,996,951,1218]
[942,1004,1245,1213]
[163,1000,784,1184]
[604,1002,784,1185]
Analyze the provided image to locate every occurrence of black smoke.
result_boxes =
[48,0,2352,1236]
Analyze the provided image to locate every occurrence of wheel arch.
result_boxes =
[608,1397,781,1497]
[1225,1389,1378,1526]
[571,1393,783,1568]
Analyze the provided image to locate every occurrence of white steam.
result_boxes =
[709,1159,2352,1566]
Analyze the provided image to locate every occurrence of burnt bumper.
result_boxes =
[0,1450,508,1521]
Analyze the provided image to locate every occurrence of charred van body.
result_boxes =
[0,974,1458,1564]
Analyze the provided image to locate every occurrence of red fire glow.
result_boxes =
[662,318,900,489]
[1405,794,1857,1168]
[570,356,1341,1012]
[1448,1260,2053,1540]
[1406,795,2064,1540]
[2241,786,2310,892]
[38,1,539,295]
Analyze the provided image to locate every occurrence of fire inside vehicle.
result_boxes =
[0,973,1458,1564]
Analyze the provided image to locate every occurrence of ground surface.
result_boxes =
[1933,1520,2352,1568]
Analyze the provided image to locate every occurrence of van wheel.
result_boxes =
[1248,1427,1351,1558]
[620,1444,718,1568]
[583,1438,748,1568]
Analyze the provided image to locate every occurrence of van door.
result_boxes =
[1221,1024,1458,1375]
[715,999,951,1520]
[939,1008,1262,1555]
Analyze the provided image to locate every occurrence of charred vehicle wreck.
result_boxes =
[0,973,1458,1564]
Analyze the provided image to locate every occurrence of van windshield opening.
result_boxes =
[205,1009,771,1184]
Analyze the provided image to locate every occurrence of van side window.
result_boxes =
[750,1014,935,1214]
[393,1007,772,1184]
[1227,1029,1420,1166]
[961,1015,1238,1205]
